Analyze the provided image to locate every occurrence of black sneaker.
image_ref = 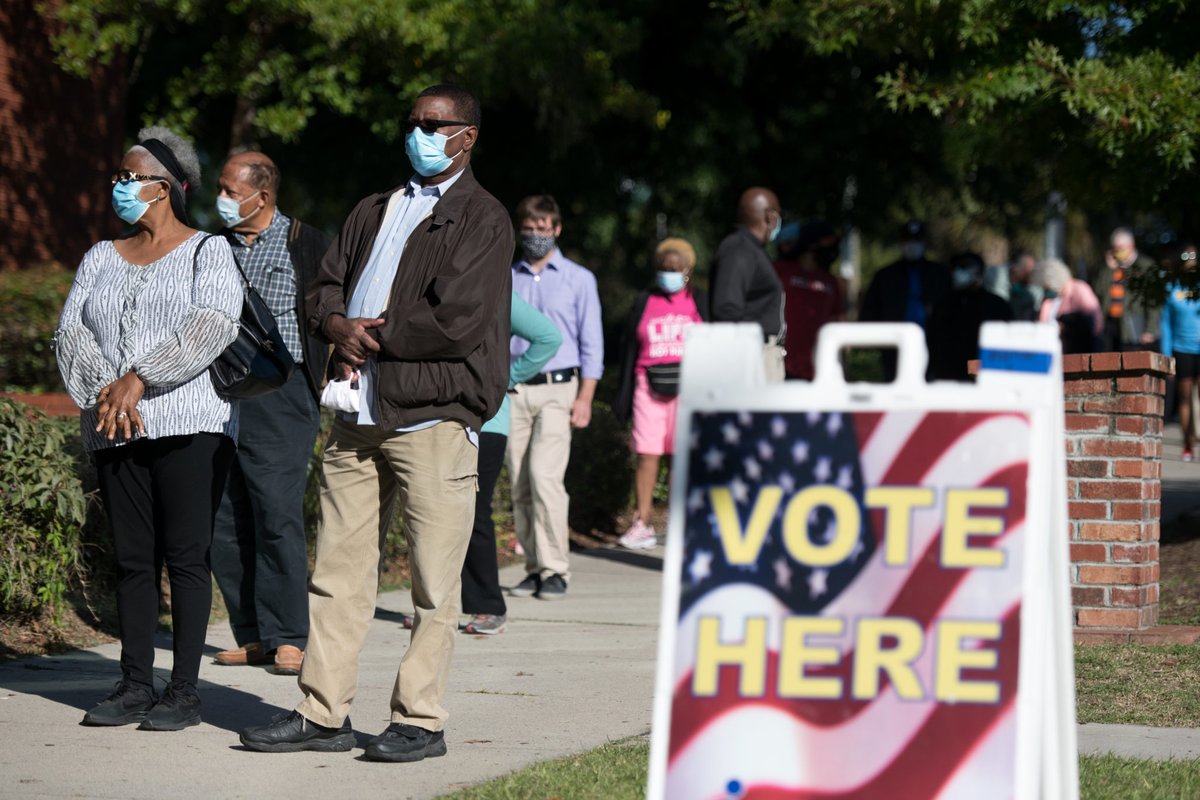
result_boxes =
[364,722,447,763]
[240,710,355,753]
[138,680,201,731]
[538,574,567,600]
[507,573,541,598]
[81,679,157,727]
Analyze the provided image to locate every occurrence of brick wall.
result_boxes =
[0,1,127,271]
[1064,351,1173,630]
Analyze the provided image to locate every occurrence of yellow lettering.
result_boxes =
[941,488,1008,568]
[865,487,936,567]
[852,617,925,700]
[710,486,783,565]
[693,616,768,697]
[777,617,845,699]
[782,485,860,566]
[935,620,1002,703]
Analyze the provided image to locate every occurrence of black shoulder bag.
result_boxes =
[193,235,295,399]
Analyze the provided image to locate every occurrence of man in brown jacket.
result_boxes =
[240,84,513,763]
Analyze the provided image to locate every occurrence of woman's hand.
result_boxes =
[96,371,146,441]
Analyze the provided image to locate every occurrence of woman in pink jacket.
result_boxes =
[1034,258,1103,353]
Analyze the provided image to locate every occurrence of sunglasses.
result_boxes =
[111,170,168,185]
[403,118,471,135]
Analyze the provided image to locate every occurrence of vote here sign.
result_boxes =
[648,323,1075,800]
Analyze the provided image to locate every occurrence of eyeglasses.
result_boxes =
[403,118,471,135]
[1181,251,1197,262]
[111,170,167,185]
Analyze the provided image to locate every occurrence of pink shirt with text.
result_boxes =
[636,290,704,372]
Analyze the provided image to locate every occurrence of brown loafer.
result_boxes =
[273,645,304,675]
[214,642,272,666]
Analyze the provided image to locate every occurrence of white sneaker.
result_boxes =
[619,520,658,550]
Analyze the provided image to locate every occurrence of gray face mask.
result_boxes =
[521,233,556,260]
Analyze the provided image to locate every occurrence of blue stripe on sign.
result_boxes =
[980,348,1053,374]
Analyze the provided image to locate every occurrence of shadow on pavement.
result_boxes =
[0,632,285,735]
[575,546,664,572]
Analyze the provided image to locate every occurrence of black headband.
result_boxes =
[139,139,189,187]
[138,138,191,225]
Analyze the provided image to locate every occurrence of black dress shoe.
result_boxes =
[139,680,201,731]
[81,679,157,727]
[364,723,447,762]
[240,710,355,753]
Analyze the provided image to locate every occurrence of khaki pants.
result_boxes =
[507,378,575,581]
[764,337,786,384]
[296,419,478,731]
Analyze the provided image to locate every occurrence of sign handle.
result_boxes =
[813,322,929,388]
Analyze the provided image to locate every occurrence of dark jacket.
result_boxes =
[926,287,1014,381]
[613,287,709,424]
[859,257,951,325]
[709,227,783,340]
[306,166,514,431]
[286,217,332,400]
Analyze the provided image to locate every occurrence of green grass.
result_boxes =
[436,740,1198,799]
[439,737,650,799]
[1079,756,1200,799]
[1076,644,1200,727]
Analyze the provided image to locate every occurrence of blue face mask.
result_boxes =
[768,216,783,243]
[405,126,467,177]
[215,191,261,228]
[656,271,686,293]
[111,180,164,224]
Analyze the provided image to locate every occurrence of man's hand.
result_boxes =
[95,371,146,441]
[570,396,592,429]
[324,314,385,365]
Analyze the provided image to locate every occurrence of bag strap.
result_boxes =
[193,232,253,288]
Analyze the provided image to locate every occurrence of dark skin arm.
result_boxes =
[95,371,147,441]
[322,314,386,367]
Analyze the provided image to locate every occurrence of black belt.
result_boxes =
[524,367,579,386]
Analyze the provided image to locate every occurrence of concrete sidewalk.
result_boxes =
[0,549,663,799]
[2,539,1199,800]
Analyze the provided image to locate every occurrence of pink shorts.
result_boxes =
[631,371,680,456]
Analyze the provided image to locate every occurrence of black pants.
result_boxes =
[95,433,235,688]
[461,432,508,616]
[211,370,319,651]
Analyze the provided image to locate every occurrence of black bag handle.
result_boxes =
[192,233,254,288]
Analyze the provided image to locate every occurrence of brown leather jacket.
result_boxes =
[305,166,513,431]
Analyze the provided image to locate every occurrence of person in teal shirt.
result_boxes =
[1161,241,1200,460]
[461,292,560,633]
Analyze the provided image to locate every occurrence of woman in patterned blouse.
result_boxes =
[54,127,242,732]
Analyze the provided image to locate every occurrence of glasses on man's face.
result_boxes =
[111,170,167,185]
[1182,251,1198,262]
[403,118,470,135]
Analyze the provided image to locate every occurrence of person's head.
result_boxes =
[776,222,802,259]
[1109,227,1137,265]
[796,220,840,271]
[113,126,201,227]
[898,219,927,261]
[949,251,986,291]
[736,187,782,244]
[653,237,696,294]
[1009,250,1036,285]
[1032,258,1072,295]
[514,194,562,262]
[1175,240,1198,274]
[216,152,279,230]
[404,84,480,181]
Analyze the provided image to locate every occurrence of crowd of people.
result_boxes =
[52,80,1198,761]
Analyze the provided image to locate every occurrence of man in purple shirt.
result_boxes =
[507,194,603,600]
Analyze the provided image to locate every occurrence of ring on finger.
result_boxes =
[116,412,128,420]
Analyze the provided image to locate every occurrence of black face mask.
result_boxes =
[814,244,840,270]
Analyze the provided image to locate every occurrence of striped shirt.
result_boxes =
[54,232,243,451]
[226,209,304,361]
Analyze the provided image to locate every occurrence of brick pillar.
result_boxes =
[1064,351,1172,631]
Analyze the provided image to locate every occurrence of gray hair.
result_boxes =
[130,126,202,189]
[1032,257,1072,293]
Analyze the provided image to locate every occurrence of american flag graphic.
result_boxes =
[667,409,1031,799]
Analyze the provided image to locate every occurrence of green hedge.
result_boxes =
[0,267,72,393]
[0,399,95,621]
